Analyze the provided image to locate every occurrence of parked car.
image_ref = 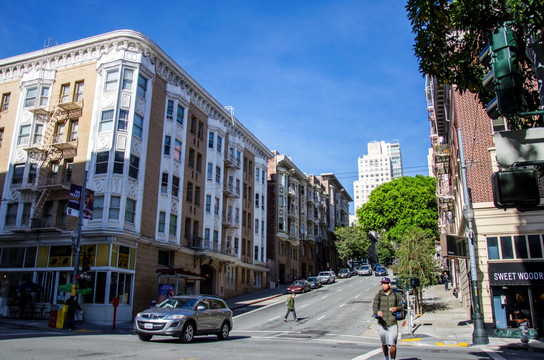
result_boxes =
[338,268,351,278]
[317,271,336,284]
[306,276,322,289]
[374,266,388,277]
[349,267,358,276]
[287,279,311,294]
[372,263,382,271]
[357,265,373,276]
[134,295,232,343]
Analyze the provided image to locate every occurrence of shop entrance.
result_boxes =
[200,265,214,294]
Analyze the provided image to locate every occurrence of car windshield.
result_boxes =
[156,297,198,309]
[307,277,316,281]
[292,280,305,286]
[362,266,370,270]
[318,272,328,276]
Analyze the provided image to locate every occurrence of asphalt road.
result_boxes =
[0,276,542,360]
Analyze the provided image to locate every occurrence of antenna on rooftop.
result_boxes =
[225,106,235,125]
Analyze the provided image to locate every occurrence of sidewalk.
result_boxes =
[397,284,544,353]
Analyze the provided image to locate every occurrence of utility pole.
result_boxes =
[458,129,489,345]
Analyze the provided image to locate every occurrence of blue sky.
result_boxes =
[1,1,430,209]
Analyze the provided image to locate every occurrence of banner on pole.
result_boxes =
[67,184,94,219]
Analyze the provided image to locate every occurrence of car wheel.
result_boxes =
[138,333,153,342]
[217,322,230,340]
[180,322,195,343]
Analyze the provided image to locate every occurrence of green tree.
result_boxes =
[406,0,544,128]
[357,176,438,244]
[334,226,370,262]
[376,235,396,266]
[393,228,438,287]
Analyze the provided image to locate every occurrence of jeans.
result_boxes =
[285,308,297,320]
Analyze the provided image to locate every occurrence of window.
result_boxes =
[174,139,182,161]
[528,235,543,258]
[172,176,180,198]
[204,228,210,242]
[18,124,31,146]
[105,70,119,92]
[161,173,168,194]
[122,69,133,91]
[207,163,213,180]
[32,123,43,146]
[28,163,37,184]
[166,100,174,120]
[205,195,211,213]
[177,105,184,125]
[69,120,78,141]
[40,86,50,106]
[12,164,24,185]
[186,182,193,202]
[214,197,220,215]
[118,110,129,131]
[169,214,177,236]
[215,166,221,183]
[158,211,166,233]
[194,186,201,206]
[188,148,195,168]
[75,81,84,102]
[5,203,18,226]
[129,154,139,179]
[137,74,147,98]
[196,153,202,172]
[190,116,196,134]
[113,151,124,174]
[95,152,109,174]
[208,132,214,148]
[255,193,259,208]
[0,128,4,147]
[24,88,37,107]
[60,84,70,103]
[133,113,143,138]
[125,198,136,224]
[1,93,10,111]
[93,196,104,220]
[217,135,222,153]
[500,236,514,259]
[197,121,203,139]
[109,196,121,220]
[255,168,260,182]
[255,219,259,234]
[164,136,171,156]
[99,110,114,132]
[514,236,529,259]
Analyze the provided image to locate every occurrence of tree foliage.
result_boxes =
[356,176,438,244]
[376,235,396,266]
[334,226,371,262]
[393,227,439,287]
[406,0,544,128]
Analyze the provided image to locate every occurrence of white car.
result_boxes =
[317,271,336,284]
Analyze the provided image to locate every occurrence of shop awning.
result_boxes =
[156,268,205,280]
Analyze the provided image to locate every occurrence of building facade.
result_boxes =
[426,75,544,338]
[353,140,403,211]
[0,30,273,324]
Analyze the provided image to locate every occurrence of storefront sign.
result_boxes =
[489,262,544,285]
[440,234,468,258]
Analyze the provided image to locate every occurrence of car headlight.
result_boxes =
[136,313,142,318]
[165,314,185,320]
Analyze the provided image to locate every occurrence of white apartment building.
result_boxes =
[353,140,403,211]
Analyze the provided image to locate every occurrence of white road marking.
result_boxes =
[354,294,360,299]
[480,347,506,360]
[321,295,328,300]
[339,303,346,308]
[351,347,383,360]
[316,315,326,321]
[301,304,309,308]
[268,316,280,322]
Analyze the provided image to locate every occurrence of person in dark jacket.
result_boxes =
[372,277,403,360]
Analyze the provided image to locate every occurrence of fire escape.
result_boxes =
[17,94,82,232]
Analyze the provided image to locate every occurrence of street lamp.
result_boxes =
[458,129,489,345]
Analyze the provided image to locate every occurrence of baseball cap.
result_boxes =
[380,277,391,283]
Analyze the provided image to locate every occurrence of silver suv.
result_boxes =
[317,271,336,284]
[134,295,233,343]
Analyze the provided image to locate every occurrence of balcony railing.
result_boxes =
[188,236,237,257]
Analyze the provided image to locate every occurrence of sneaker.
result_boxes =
[295,319,300,323]
[284,319,287,322]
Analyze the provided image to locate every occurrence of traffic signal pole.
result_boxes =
[458,130,489,345]
[69,171,87,325]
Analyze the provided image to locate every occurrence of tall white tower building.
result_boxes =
[353,140,403,211]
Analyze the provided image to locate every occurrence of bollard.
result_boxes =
[520,321,529,343]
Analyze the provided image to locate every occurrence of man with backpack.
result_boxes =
[372,277,403,360]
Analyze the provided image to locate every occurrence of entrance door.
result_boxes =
[279,263,285,284]
[493,295,508,329]
[200,265,214,294]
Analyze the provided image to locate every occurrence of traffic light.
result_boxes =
[479,24,526,119]
[491,168,540,209]
[76,274,87,289]
[82,253,91,273]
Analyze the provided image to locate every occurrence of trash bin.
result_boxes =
[48,310,58,328]
[56,308,66,329]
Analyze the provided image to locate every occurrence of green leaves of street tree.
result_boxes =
[406,0,544,128]
[357,176,438,244]
[333,225,371,262]
[395,227,439,287]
